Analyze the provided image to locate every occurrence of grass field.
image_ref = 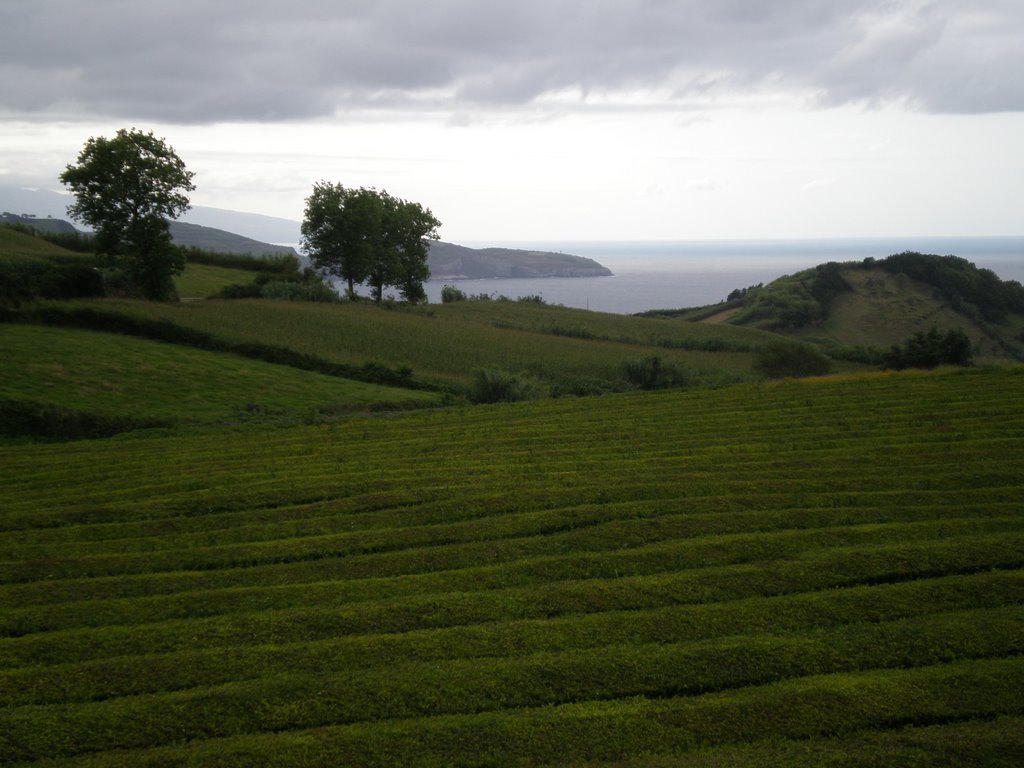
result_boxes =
[0,324,440,433]
[174,262,262,299]
[0,227,82,262]
[44,296,787,393]
[2,367,1022,765]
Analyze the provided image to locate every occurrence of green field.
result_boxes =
[174,261,263,299]
[0,324,440,432]
[2,368,1023,765]
[43,296,783,393]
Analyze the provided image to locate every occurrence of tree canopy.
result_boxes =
[60,128,196,300]
[301,182,440,302]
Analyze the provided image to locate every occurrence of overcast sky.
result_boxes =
[1,0,1022,242]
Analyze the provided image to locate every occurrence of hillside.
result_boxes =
[0,213,78,235]
[427,240,612,279]
[1,212,299,258]
[649,253,1024,362]
[167,221,297,257]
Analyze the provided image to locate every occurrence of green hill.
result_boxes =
[656,253,1024,362]
[167,220,297,257]
[2,226,1023,763]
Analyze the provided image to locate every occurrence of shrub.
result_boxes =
[441,284,467,303]
[181,247,301,274]
[883,327,974,370]
[516,294,546,305]
[754,340,833,379]
[623,355,691,390]
[211,283,264,299]
[0,398,168,441]
[469,369,540,403]
[0,260,105,304]
[259,280,340,303]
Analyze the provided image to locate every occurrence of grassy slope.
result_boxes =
[54,297,790,392]
[0,225,270,300]
[174,261,259,299]
[0,226,83,262]
[704,259,1024,362]
[1,368,1023,764]
[0,324,439,431]
[794,267,1017,359]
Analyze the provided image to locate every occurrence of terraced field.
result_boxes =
[2,368,1022,765]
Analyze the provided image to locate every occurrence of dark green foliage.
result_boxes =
[440,284,467,303]
[808,261,850,305]
[259,280,340,302]
[0,258,104,304]
[883,326,974,370]
[754,340,833,378]
[727,283,762,302]
[623,355,690,389]
[181,247,300,274]
[0,398,168,441]
[60,128,196,301]
[121,217,184,301]
[878,251,1024,323]
[469,368,540,403]
[728,264,850,331]
[211,282,265,299]
[301,182,440,302]
[515,293,546,304]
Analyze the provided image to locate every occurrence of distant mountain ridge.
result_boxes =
[167,221,297,257]
[0,185,302,245]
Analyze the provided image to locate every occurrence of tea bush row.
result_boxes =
[5,659,1022,766]
[3,569,1021,706]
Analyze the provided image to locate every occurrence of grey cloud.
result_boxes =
[1,0,1022,123]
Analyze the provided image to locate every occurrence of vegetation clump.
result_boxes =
[754,340,833,379]
[882,326,974,370]
[623,355,691,390]
[730,262,850,330]
[440,284,468,303]
[0,252,104,305]
[469,368,541,403]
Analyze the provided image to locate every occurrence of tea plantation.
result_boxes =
[2,367,1023,765]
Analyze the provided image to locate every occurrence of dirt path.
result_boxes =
[700,307,741,324]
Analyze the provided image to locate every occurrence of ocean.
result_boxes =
[417,237,1024,315]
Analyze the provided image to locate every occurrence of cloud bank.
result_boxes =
[2,0,1022,122]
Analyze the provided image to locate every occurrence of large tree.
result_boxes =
[301,182,440,302]
[60,128,196,300]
